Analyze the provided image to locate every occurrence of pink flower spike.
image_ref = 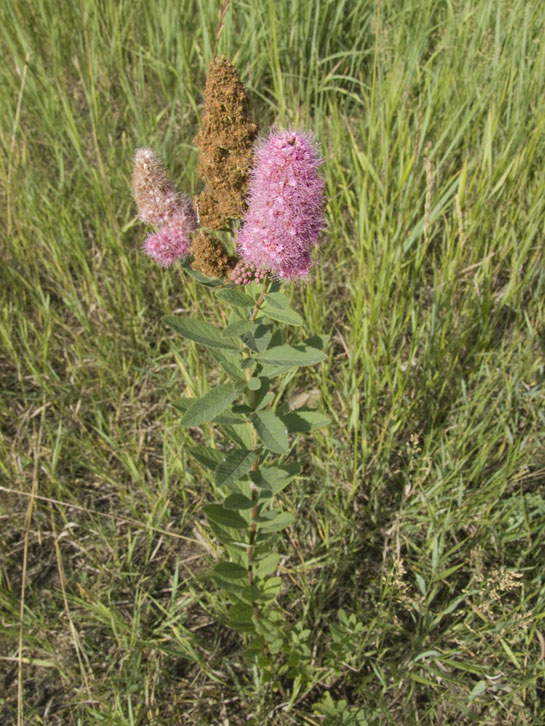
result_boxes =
[236,129,325,280]
[143,214,193,267]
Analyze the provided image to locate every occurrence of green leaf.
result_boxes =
[250,464,301,494]
[304,333,330,350]
[211,575,244,595]
[213,561,248,581]
[264,292,289,310]
[242,323,273,353]
[175,398,247,425]
[221,422,254,449]
[164,316,237,349]
[280,410,330,433]
[224,492,255,510]
[254,552,281,577]
[251,411,289,454]
[222,320,257,338]
[215,449,256,488]
[208,521,239,545]
[257,511,294,533]
[228,603,255,631]
[209,348,246,381]
[258,344,326,367]
[261,303,304,327]
[255,392,274,410]
[188,446,225,471]
[171,398,190,414]
[229,602,254,622]
[223,492,256,509]
[215,287,255,307]
[247,377,261,391]
[182,384,243,426]
[240,586,264,604]
[204,504,248,529]
[213,411,248,425]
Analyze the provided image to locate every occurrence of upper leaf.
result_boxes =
[251,411,289,454]
[258,344,326,367]
[215,287,255,308]
[204,503,249,529]
[222,320,258,338]
[182,384,244,426]
[164,316,237,349]
[280,410,330,433]
[188,445,225,471]
[215,449,256,488]
[264,292,290,310]
[260,303,304,327]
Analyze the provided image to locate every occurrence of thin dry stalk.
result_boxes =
[212,0,231,60]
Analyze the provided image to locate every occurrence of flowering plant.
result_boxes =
[132,58,328,684]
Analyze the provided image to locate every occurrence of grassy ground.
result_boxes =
[2,0,545,723]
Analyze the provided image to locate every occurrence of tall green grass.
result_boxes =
[2,0,545,723]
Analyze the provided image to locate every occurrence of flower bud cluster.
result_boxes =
[230,259,268,286]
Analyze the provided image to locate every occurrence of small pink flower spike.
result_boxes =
[142,214,195,268]
[132,148,197,266]
[236,130,325,279]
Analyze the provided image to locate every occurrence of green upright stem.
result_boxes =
[245,277,270,620]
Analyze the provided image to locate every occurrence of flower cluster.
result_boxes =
[132,64,325,279]
[235,130,325,279]
[132,149,196,267]
[230,259,268,285]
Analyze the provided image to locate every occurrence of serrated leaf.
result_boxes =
[213,561,248,580]
[215,449,256,487]
[264,292,289,310]
[224,492,255,510]
[215,287,255,307]
[182,384,243,426]
[222,320,257,338]
[164,316,237,349]
[251,411,289,454]
[204,504,248,529]
[257,511,294,533]
[280,410,330,433]
[250,464,301,494]
[188,446,225,471]
[254,553,281,577]
[261,303,304,327]
[258,344,326,367]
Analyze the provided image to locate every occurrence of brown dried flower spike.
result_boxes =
[194,58,257,230]
[190,231,236,279]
